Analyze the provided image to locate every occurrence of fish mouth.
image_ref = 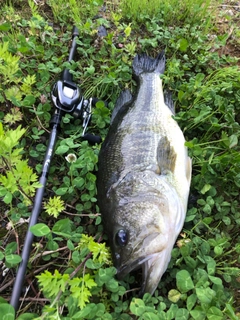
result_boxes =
[116,252,160,296]
[116,246,172,296]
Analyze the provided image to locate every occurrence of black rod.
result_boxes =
[62,27,79,82]
[68,26,79,62]
[11,26,79,315]
[10,111,62,312]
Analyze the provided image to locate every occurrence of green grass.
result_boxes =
[120,0,213,27]
[0,0,239,319]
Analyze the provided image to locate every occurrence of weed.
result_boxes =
[0,123,41,206]
[47,0,104,24]
[120,0,213,28]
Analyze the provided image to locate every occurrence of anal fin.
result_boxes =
[164,91,175,115]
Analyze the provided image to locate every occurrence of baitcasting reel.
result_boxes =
[51,26,101,143]
[51,79,93,137]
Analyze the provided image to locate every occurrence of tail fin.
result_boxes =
[133,51,165,76]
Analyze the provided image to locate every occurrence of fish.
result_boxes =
[97,52,192,295]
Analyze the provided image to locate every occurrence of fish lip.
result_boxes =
[116,252,159,280]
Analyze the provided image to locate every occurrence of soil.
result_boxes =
[215,0,240,63]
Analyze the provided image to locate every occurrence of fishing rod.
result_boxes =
[10,26,101,313]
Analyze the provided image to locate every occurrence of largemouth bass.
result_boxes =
[97,52,192,295]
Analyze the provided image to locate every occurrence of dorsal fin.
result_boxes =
[111,89,133,125]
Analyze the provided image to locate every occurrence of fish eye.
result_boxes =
[115,229,128,247]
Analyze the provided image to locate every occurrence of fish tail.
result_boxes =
[133,51,165,76]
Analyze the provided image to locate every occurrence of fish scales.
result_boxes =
[97,52,192,295]
[99,80,165,185]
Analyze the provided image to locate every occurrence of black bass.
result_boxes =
[97,52,192,295]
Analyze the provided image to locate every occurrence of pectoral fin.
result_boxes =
[186,156,192,185]
[157,136,177,174]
